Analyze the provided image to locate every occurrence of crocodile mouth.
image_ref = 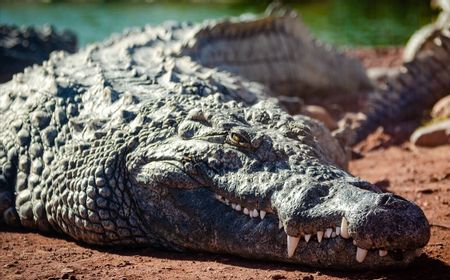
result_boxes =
[133,159,427,268]
[211,192,422,265]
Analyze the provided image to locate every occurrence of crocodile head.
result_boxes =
[126,94,429,270]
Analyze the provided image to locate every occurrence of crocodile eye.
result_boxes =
[228,132,251,148]
[231,133,242,143]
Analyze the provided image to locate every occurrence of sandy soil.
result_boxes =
[346,47,404,68]
[1,48,449,280]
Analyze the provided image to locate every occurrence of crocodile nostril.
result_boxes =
[378,194,410,210]
[379,193,409,205]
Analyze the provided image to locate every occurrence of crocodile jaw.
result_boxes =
[130,164,429,270]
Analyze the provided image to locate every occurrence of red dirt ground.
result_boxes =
[1,48,449,280]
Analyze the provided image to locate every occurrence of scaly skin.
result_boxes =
[181,13,373,101]
[348,28,450,145]
[343,7,450,145]
[0,24,77,83]
[0,15,429,270]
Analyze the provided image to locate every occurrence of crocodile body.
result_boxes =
[0,14,429,270]
[181,14,373,101]
[0,24,77,83]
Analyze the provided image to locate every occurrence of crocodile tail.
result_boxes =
[181,13,372,99]
[351,30,450,145]
[0,139,20,226]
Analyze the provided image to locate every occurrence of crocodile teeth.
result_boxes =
[304,234,311,243]
[260,210,266,219]
[317,231,324,243]
[356,247,368,263]
[325,228,332,238]
[379,250,388,257]
[235,204,241,211]
[225,199,230,205]
[287,235,300,258]
[231,203,236,210]
[340,217,350,239]
[335,226,341,236]
[243,208,249,215]
[278,221,283,229]
[251,209,259,218]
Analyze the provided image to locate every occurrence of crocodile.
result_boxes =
[344,12,450,145]
[0,14,430,270]
[0,24,77,83]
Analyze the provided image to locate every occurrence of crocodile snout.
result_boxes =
[348,193,430,251]
[270,177,430,266]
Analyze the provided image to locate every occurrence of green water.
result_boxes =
[0,0,436,47]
